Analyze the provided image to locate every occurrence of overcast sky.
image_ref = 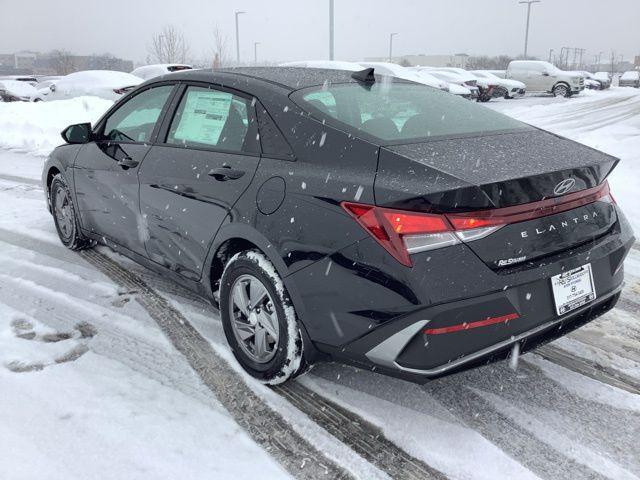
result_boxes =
[1,0,638,65]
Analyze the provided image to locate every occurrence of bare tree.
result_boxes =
[212,26,230,68]
[50,50,77,75]
[148,25,190,64]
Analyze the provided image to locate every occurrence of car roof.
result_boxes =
[148,67,393,92]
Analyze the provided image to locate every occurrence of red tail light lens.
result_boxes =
[341,181,613,268]
[342,202,458,267]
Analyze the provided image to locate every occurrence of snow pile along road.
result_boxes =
[0,97,112,156]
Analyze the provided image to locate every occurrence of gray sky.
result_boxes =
[1,0,638,65]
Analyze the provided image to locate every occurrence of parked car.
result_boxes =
[43,67,634,385]
[422,67,498,102]
[131,64,193,80]
[506,61,584,97]
[415,68,478,99]
[593,72,612,89]
[0,79,43,102]
[619,71,640,88]
[472,70,526,98]
[44,70,143,101]
[569,72,602,90]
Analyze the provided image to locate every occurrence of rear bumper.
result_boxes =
[288,205,634,382]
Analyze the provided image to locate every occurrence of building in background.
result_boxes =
[0,51,133,75]
[364,53,469,68]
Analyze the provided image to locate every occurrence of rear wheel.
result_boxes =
[50,174,93,251]
[220,250,308,384]
[553,83,571,98]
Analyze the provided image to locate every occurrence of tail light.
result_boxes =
[342,181,612,267]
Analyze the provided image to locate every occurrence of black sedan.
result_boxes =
[43,67,634,384]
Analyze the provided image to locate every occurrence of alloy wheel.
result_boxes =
[229,274,280,363]
[54,185,74,241]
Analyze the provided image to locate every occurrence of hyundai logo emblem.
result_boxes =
[553,178,576,196]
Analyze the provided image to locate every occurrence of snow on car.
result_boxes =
[130,64,193,80]
[0,80,43,102]
[44,70,143,101]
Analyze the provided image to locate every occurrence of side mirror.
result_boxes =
[50,84,56,92]
[62,123,92,144]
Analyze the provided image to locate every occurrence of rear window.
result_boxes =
[294,81,530,142]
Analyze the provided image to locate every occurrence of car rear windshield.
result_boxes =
[294,81,530,142]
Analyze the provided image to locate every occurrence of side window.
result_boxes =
[103,85,173,142]
[166,86,252,152]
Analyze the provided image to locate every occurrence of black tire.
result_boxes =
[553,83,571,98]
[50,174,93,251]
[220,250,308,384]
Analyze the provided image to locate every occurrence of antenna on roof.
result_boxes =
[351,68,375,83]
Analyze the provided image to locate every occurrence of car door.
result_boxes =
[73,84,176,255]
[138,83,261,280]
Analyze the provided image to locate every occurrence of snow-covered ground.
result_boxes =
[1,90,639,480]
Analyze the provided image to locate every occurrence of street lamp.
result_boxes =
[329,0,334,60]
[235,11,246,64]
[548,48,554,63]
[254,42,260,65]
[389,33,398,62]
[519,0,540,59]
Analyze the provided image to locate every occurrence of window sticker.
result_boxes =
[172,90,233,145]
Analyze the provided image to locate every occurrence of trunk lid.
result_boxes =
[375,130,619,267]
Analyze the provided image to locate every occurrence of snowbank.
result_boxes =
[0,97,112,156]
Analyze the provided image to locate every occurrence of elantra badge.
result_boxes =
[553,178,576,196]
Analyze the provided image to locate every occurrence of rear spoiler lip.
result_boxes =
[446,181,611,228]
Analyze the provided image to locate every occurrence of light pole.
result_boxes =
[235,11,246,65]
[254,42,260,65]
[519,0,540,59]
[548,48,554,63]
[389,33,398,62]
[329,0,334,60]
[159,34,165,62]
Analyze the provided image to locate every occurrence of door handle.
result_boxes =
[118,156,139,169]
[208,166,245,181]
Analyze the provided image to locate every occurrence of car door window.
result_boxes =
[166,86,253,153]
[103,85,174,142]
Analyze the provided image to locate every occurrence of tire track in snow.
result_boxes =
[82,249,447,480]
[427,376,611,480]
[78,249,354,480]
[532,345,640,395]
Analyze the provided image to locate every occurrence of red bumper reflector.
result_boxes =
[424,313,520,335]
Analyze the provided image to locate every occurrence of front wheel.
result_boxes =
[50,174,93,251]
[553,83,571,98]
[220,250,308,384]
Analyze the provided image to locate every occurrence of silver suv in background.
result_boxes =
[506,60,584,97]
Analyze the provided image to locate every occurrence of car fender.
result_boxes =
[203,219,314,348]
[42,145,83,212]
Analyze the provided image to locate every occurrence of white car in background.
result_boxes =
[130,64,193,80]
[423,67,501,102]
[45,70,143,101]
[413,68,477,99]
[0,79,43,102]
[472,70,526,98]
